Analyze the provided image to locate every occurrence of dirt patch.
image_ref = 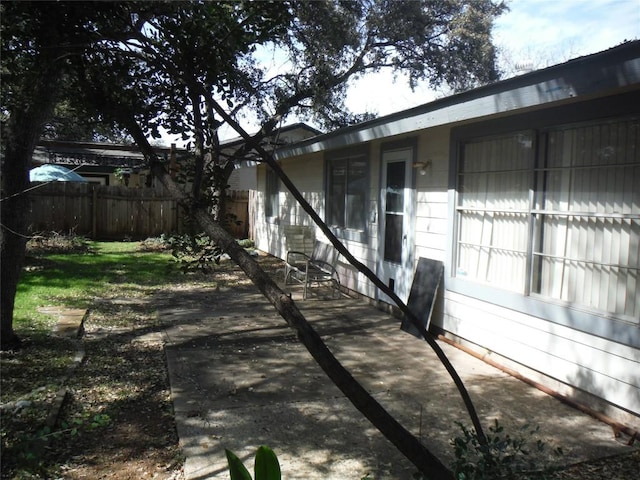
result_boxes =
[56,320,184,479]
[61,396,181,480]
[1,287,184,479]
[535,449,640,479]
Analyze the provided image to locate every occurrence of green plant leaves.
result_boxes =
[450,420,564,479]
[226,449,252,480]
[225,446,281,480]
[254,445,281,480]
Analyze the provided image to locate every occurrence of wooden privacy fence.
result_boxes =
[28,182,180,240]
[28,182,251,240]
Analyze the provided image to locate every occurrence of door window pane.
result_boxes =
[385,161,405,213]
[383,161,406,263]
[384,213,403,263]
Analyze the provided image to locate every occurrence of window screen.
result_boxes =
[265,168,279,219]
[532,120,639,319]
[327,154,367,231]
[456,132,534,293]
[456,119,640,321]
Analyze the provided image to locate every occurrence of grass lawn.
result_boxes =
[14,240,175,328]
[1,238,187,479]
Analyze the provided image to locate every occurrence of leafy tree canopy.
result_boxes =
[65,0,506,146]
[40,98,133,143]
[1,1,507,472]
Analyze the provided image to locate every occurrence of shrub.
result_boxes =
[26,231,90,255]
[451,419,563,480]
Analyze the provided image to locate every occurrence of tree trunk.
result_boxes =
[213,161,236,229]
[0,34,63,350]
[0,147,29,349]
[1,102,55,349]
[150,162,454,479]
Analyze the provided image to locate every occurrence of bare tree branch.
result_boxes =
[210,100,488,448]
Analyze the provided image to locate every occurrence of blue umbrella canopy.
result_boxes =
[30,164,87,182]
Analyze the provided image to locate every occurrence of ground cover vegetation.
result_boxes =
[0,237,185,478]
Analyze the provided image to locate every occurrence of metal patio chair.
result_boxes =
[285,240,341,299]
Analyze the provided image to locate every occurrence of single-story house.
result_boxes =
[34,124,322,189]
[33,140,186,187]
[225,122,323,193]
[252,40,640,431]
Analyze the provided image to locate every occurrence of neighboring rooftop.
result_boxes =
[33,140,178,169]
[34,123,324,168]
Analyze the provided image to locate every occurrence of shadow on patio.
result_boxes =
[160,255,634,480]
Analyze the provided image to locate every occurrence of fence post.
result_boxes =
[92,185,98,239]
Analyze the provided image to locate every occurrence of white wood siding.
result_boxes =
[415,129,450,263]
[253,166,281,256]
[254,154,324,259]
[434,290,640,423]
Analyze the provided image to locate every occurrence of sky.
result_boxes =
[343,0,640,120]
[159,0,640,144]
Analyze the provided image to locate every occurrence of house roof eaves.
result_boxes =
[274,40,640,160]
[220,122,323,149]
[38,140,175,154]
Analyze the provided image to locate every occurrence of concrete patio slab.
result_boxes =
[159,277,634,479]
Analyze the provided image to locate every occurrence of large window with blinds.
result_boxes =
[326,147,368,240]
[456,132,534,293]
[455,117,639,322]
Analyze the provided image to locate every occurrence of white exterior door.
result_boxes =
[377,148,416,304]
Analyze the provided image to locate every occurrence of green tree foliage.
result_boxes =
[1,2,506,476]
[0,1,148,347]
[272,0,505,128]
[41,98,132,143]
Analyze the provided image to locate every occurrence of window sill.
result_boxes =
[446,275,639,348]
[329,226,367,244]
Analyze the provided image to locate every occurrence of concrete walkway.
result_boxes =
[159,273,634,480]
